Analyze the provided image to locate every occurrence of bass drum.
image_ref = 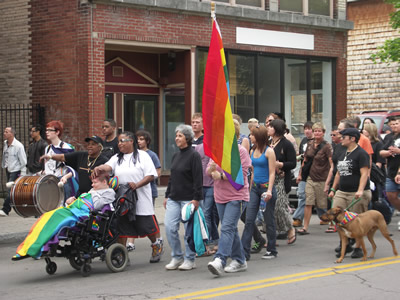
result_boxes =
[11,175,64,217]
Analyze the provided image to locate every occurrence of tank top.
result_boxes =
[251,147,270,184]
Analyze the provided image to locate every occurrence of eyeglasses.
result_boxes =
[118,138,132,143]
[330,134,336,136]
[46,129,56,132]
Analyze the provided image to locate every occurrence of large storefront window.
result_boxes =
[284,58,332,143]
[197,49,333,139]
[258,56,281,121]
[228,53,255,124]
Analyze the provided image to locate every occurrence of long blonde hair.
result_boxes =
[363,123,380,143]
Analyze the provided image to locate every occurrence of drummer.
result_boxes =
[40,120,76,200]
[41,136,109,197]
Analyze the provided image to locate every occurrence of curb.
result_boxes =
[0,231,29,244]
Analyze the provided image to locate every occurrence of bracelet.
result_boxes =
[220,172,223,180]
[330,188,336,193]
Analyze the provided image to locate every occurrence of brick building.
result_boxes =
[347,0,400,114]
[0,0,353,182]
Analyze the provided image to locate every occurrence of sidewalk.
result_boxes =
[0,186,168,244]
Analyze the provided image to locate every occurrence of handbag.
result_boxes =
[301,141,326,181]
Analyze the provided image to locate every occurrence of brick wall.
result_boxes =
[0,0,31,105]
[347,0,400,115]
[30,0,92,149]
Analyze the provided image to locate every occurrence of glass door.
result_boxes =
[124,94,158,153]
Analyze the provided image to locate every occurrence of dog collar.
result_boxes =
[339,211,358,226]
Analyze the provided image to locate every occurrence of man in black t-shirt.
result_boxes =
[380,118,400,210]
[102,119,119,158]
[42,136,108,196]
[328,128,371,259]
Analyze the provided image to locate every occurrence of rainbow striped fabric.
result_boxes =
[202,17,244,190]
[340,211,358,226]
[14,193,94,259]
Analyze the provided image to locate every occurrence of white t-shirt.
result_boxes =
[106,150,158,216]
[44,141,74,177]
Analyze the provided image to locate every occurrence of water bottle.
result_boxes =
[259,195,267,212]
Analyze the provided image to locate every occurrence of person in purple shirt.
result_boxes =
[195,143,219,255]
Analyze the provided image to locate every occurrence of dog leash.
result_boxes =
[345,197,362,210]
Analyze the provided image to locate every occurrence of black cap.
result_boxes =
[339,128,360,141]
[85,135,103,145]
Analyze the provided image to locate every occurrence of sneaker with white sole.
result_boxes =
[126,243,135,252]
[165,258,184,270]
[224,260,247,273]
[0,210,8,217]
[178,260,196,271]
[208,257,224,276]
[262,251,277,259]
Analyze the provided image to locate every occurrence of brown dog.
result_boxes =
[320,207,398,263]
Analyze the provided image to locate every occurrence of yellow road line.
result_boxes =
[158,256,400,300]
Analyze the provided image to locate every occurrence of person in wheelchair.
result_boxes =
[12,173,115,261]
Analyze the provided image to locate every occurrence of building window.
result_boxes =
[280,0,302,13]
[309,0,330,16]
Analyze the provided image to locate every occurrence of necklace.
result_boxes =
[271,137,281,148]
[343,145,358,161]
[87,153,100,169]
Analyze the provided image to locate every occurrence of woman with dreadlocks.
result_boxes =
[92,131,162,264]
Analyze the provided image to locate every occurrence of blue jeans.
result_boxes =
[292,181,306,221]
[241,184,277,259]
[3,171,21,214]
[164,199,196,261]
[202,186,219,243]
[215,200,245,266]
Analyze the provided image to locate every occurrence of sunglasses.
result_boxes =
[118,138,132,143]
[46,129,56,132]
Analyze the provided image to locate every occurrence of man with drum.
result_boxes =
[41,136,109,197]
[1,127,27,216]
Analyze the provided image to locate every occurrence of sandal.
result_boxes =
[325,226,337,233]
[287,231,297,245]
[196,248,216,257]
[297,228,310,235]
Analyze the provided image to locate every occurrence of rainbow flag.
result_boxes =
[14,193,94,259]
[202,17,244,190]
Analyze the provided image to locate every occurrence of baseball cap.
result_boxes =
[339,128,360,141]
[85,135,103,145]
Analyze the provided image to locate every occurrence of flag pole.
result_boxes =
[211,2,215,18]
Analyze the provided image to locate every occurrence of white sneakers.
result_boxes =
[208,257,224,276]
[178,260,196,271]
[165,258,184,270]
[224,260,247,273]
[165,258,196,270]
[0,210,7,217]
[208,258,247,276]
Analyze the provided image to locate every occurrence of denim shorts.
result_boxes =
[385,177,400,192]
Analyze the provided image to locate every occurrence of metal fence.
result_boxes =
[0,104,45,195]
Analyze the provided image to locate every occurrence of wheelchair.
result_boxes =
[41,199,129,277]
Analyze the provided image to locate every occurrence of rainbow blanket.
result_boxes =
[14,193,94,259]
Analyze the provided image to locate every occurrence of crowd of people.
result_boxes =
[4,112,400,277]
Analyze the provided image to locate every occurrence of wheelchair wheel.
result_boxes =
[46,262,57,275]
[80,264,92,277]
[105,243,128,273]
[69,256,84,271]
